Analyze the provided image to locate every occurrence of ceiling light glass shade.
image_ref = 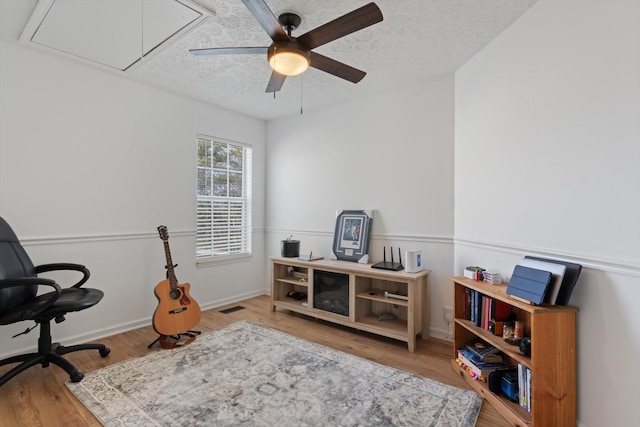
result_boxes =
[267,42,310,76]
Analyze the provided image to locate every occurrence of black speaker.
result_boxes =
[519,337,531,356]
[488,367,517,394]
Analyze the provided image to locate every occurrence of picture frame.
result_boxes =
[331,209,372,263]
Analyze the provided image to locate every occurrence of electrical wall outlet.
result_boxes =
[443,307,453,322]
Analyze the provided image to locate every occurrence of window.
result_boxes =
[196,135,252,260]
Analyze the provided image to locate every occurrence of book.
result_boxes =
[464,288,472,320]
[457,349,507,378]
[457,352,490,379]
[464,266,485,281]
[518,363,532,412]
[466,339,500,361]
[483,296,490,330]
[473,291,481,327]
[459,347,505,365]
[491,298,512,321]
[455,356,483,381]
[518,364,525,408]
[526,365,532,412]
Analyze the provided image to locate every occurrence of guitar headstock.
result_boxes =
[157,225,169,241]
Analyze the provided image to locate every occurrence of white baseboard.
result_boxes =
[0,317,151,360]
[0,290,268,360]
[199,289,265,312]
[429,327,452,342]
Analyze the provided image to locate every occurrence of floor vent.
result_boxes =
[219,305,245,314]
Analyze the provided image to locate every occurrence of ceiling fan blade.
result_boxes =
[241,0,289,42]
[309,52,366,83]
[265,71,287,93]
[189,47,268,56]
[297,2,383,50]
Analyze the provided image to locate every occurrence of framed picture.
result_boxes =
[331,209,372,263]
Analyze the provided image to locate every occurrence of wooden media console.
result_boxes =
[271,257,430,351]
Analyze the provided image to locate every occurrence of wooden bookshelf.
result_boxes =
[451,276,578,426]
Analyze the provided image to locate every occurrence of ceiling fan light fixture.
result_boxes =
[268,41,310,76]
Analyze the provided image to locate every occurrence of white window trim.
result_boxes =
[196,134,252,262]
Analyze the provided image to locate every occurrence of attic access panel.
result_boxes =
[27,0,202,71]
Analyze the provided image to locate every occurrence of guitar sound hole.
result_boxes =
[168,289,182,300]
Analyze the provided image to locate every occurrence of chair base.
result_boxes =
[0,320,110,387]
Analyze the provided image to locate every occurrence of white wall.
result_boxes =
[454,1,639,426]
[0,40,267,357]
[3,2,638,424]
[266,75,456,339]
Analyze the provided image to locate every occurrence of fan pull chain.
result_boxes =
[140,0,144,62]
[300,74,303,115]
[273,46,277,99]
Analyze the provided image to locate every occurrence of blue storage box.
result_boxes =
[501,371,519,402]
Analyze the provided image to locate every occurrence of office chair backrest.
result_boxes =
[0,216,37,316]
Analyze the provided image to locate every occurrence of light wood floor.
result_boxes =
[0,295,510,427]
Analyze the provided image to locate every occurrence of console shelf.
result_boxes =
[272,257,429,351]
[355,289,410,306]
[451,276,578,426]
[275,277,309,287]
[274,299,308,311]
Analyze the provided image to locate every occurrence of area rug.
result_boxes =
[67,321,482,426]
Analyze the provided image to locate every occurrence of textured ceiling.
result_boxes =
[1,0,538,120]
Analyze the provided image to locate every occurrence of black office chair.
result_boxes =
[0,216,110,387]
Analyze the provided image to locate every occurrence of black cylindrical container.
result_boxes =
[281,240,300,257]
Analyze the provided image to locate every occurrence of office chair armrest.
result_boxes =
[35,263,91,288]
[0,278,62,319]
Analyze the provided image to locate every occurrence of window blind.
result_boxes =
[196,136,252,259]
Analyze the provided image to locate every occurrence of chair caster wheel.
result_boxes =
[70,372,84,382]
[99,347,111,357]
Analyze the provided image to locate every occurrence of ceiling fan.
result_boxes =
[189,0,383,93]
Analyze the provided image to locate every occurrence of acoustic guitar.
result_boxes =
[152,226,201,336]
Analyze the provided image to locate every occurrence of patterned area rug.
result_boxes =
[67,321,481,426]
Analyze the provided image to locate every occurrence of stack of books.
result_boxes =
[464,266,485,281]
[466,339,503,362]
[482,271,502,284]
[456,340,508,381]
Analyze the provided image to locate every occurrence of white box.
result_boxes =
[464,269,476,280]
[405,250,423,273]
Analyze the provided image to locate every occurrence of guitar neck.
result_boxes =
[163,240,178,288]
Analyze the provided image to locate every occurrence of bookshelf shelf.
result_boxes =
[451,276,577,426]
[454,318,532,369]
[451,359,532,425]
